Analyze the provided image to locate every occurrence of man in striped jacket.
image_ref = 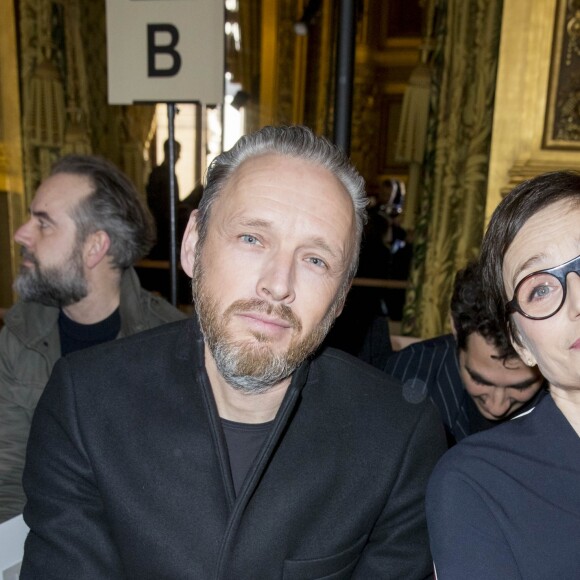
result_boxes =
[384,261,546,446]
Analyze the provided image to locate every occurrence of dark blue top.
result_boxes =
[426,395,580,579]
[58,308,121,356]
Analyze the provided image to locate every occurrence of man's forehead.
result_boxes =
[227,153,346,191]
[34,173,92,210]
[38,171,91,191]
[464,333,519,370]
[213,155,351,217]
[462,333,539,382]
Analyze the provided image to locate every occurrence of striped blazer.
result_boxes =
[384,334,472,444]
[384,334,546,446]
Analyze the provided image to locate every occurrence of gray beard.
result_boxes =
[209,333,307,394]
[14,248,88,308]
[191,254,337,395]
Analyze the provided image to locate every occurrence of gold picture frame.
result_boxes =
[544,0,580,150]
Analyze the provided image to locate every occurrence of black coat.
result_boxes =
[22,318,446,579]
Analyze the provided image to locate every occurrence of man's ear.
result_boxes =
[84,230,111,269]
[333,284,351,319]
[181,209,199,278]
[509,321,537,367]
[449,314,457,339]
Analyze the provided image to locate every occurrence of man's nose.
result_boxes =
[486,389,510,418]
[256,252,296,304]
[14,220,34,248]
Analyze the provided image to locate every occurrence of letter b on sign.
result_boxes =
[147,24,182,77]
[106,0,224,104]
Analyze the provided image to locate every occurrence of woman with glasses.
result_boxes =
[426,171,580,579]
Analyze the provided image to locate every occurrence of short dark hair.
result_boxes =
[480,171,580,342]
[197,125,367,287]
[51,155,156,269]
[163,139,181,159]
[450,261,517,360]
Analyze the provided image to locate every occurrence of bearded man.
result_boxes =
[0,155,184,523]
[20,127,446,579]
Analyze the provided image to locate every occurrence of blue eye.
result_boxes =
[530,284,551,299]
[518,273,562,307]
[307,257,327,269]
[525,280,559,303]
[240,234,259,245]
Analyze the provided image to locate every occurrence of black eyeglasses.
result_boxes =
[506,254,580,320]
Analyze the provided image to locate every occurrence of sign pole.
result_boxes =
[105,0,225,307]
[167,103,178,306]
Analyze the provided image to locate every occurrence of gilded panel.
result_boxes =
[544,0,580,149]
[18,0,155,200]
[0,0,25,307]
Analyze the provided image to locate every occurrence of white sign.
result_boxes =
[0,515,28,579]
[106,0,224,105]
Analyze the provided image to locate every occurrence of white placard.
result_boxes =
[106,0,224,105]
[0,515,28,579]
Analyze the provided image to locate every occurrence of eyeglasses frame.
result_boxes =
[505,253,580,320]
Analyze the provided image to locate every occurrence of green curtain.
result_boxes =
[401,0,503,338]
[18,0,156,202]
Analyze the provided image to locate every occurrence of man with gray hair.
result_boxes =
[0,155,185,523]
[21,127,445,579]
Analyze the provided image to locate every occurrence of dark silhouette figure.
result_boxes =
[146,139,181,261]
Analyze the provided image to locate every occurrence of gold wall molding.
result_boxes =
[236,0,422,194]
[500,157,580,196]
[315,0,334,135]
[18,0,155,203]
[292,0,307,125]
[0,0,25,308]
[486,0,580,220]
[357,44,421,68]
[259,0,279,126]
[276,2,304,124]
[544,0,580,148]
[258,0,310,128]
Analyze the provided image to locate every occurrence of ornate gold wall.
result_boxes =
[18,0,156,201]
[353,0,424,196]
[1,0,424,309]
[0,0,157,308]
[0,0,25,309]
[486,0,580,219]
[235,0,424,196]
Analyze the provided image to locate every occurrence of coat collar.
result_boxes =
[6,267,144,345]
[185,312,313,400]
[185,312,313,502]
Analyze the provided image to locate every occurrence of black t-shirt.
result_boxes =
[221,418,274,496]
[58,308,121,356]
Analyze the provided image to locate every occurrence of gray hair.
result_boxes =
[196,125,368,283]
[51,155,156,269]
